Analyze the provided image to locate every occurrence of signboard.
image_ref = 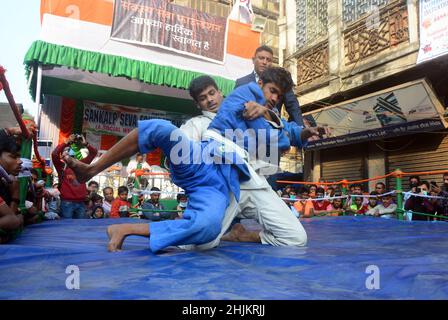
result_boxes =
[417,0,448,64]
[82,101,191,136]
[303,79,448,150]
[111,0,228,63]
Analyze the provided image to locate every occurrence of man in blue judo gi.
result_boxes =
[65,67,324,252]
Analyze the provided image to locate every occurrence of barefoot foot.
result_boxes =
[106,225,126,252]
[221,223,247,242]
[63,154,93,183]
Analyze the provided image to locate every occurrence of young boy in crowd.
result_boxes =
[365,191,380,216]
[110,186,131,218]
[175,193,188,219]
[326,195,345,216]
[348,196,368,215]
[0,134,23,243]
[312,187,331,215]
[374,194,397,219]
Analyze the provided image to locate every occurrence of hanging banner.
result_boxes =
[417,0,448,64]
[111,0,228,63]
[303,79,448,150]
[82,101,190,136]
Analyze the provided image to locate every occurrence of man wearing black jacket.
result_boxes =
[235,45,304,127]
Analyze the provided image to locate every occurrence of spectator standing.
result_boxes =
[404,181,433,221]
[429,174,448,219]
[234,45,304,126]
[126,153,151,189]
[51,134,97,218]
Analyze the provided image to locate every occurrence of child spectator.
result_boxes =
[283,190,299,218]
[308,184,318,198]
[326,195,345,216]
[90,205,105,219]
[312,187,331,215]
[175,193,188,219]
[348,196,368,215]
[110,186,131,218]
[86,193,103,218]
[44,184,61,220]
[374,194,397,219]
[365,191,380,216]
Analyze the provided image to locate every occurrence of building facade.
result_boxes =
[280,0,448,191]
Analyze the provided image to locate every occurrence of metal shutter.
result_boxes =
[386,133,448,191]
[320,144,367,184]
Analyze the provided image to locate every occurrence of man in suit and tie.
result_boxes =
[235,45,304,127]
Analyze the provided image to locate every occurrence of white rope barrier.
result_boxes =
[131,190,185,196]
[281,191,397,202]
[402,192,448,200]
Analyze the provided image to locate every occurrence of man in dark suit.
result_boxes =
[235,45,304,127]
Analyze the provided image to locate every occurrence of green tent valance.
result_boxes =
[24,40,236,100]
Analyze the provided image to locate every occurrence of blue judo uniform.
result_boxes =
[138,120,249,252]
[208,82,306,154]
[138,82,305,252]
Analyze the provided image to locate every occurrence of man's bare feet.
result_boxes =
[63,154,93,183]
[221,223,247,242]
[106,225,127,252]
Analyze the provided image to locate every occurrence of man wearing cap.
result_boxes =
[141,187,171,221]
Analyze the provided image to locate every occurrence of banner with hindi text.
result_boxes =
[111,0,228,63]
[82,101,190,136]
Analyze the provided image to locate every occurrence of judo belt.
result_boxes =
[203,129,263,186]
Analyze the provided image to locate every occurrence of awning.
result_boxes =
[303,79,448,150]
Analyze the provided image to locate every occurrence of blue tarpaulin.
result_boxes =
[1,216,448,299]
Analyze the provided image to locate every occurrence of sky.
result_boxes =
[0,0,41,117]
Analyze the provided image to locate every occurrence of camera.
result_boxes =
[74,134,83,142]
[416,187,421,193]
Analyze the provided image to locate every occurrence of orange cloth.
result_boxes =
[293,200,314,218]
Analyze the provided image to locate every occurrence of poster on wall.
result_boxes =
[416,0,448,64]
[82,101,191,137]
[111,0,228,63]
[303,79,448,150]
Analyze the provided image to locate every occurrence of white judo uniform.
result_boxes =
[180,108,307,250]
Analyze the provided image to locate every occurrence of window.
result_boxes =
[342,0,390,24]
[295,0,328,50]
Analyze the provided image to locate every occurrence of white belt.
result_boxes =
[203,129,263,186]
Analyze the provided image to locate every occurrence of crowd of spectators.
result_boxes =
[278,175,448,221]
[0,129,187,244]
[2,118,447,246]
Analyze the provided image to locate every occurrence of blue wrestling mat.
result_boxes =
[1,216,448,300]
